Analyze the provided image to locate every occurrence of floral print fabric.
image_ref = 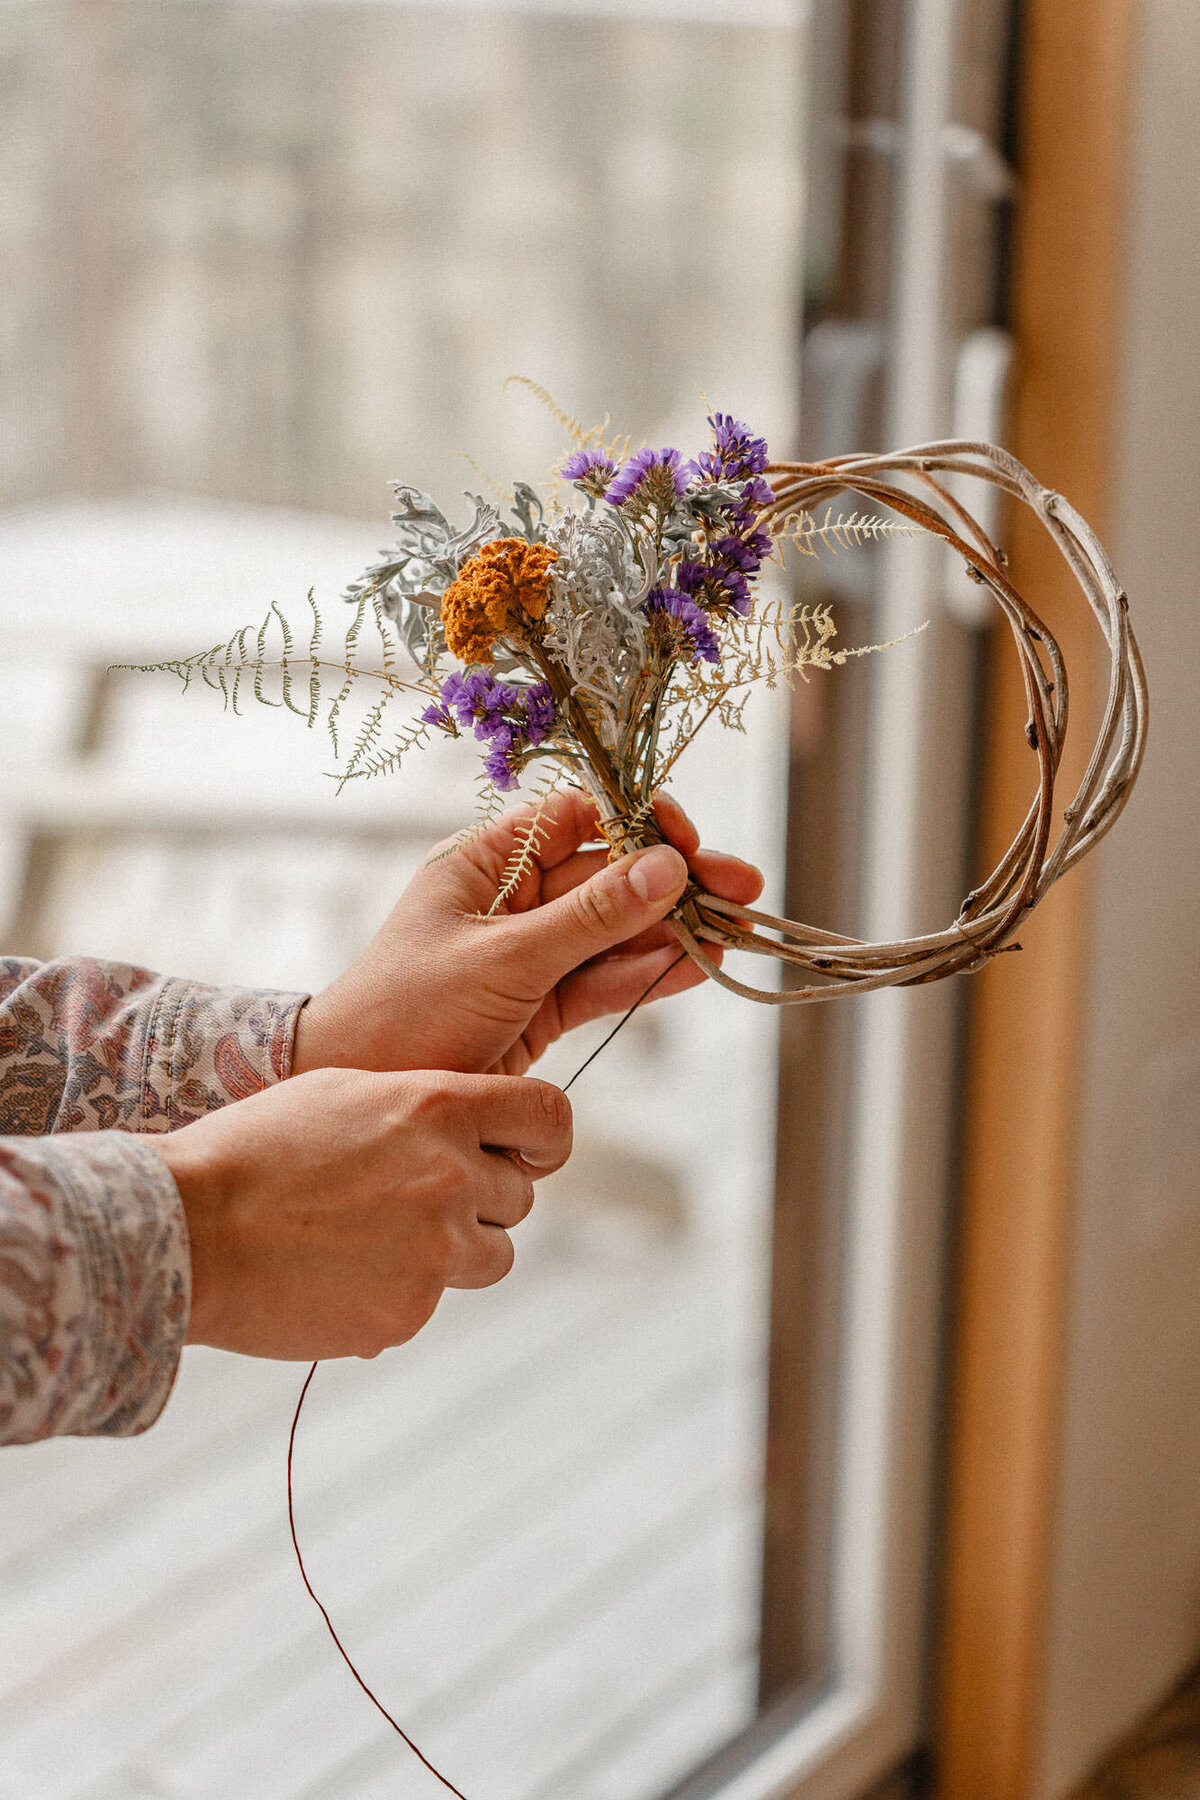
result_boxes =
[0,957,306,1445]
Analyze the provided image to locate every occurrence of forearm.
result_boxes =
[0,1132,190,1444]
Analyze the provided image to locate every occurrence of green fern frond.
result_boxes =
[370,594,395,675]
[307,591,322,727]
[334,714,433,792]
[326,595,367,758]
[271,595,319,722]
[253,611,281,710]
[112,599,436,786]
[340,689,393,786]
[651,602,920,785]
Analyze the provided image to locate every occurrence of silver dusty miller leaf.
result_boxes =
[343,486,502,671]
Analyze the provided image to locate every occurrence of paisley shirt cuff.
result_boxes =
[0,1132,189,1444]
[138,978,307,1130]
[0,957,308,1136]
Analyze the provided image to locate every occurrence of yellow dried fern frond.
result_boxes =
[771,506,927,559]
[486,771,569,915]
[455,452,513,505]
[504,376,600,448]
[425,781,509,866]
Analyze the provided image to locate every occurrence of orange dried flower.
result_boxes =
[440,537,558,664]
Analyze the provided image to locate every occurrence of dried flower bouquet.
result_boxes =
[132,397,1146,1003]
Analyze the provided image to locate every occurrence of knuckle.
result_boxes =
[406,1069,459,1122]
[484,1232,515,1286]
[427,1217,463,1280]
[532,1080,571,1138]
[427,1145,469,1198]
[574,877,625,937]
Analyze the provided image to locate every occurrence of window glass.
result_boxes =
[0,5,806,1798]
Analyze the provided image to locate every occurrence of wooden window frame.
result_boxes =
[936,5,1140,1795]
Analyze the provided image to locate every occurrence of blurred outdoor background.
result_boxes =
[2,4,1199,1800]
[0,5,798,1799]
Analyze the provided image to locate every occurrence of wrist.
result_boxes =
[153,1126,235,1348]
[290,990,343,1076]
[292,977,422,1076]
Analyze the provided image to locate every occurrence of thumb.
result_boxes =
[509,843,689,988]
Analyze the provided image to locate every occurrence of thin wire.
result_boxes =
[286,948,688,1797]
[563,951,687,1092]
[287,1361,471,1800]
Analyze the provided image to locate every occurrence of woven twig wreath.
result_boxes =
[666,439,1148,1004]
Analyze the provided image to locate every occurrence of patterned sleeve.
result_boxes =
[0,955,308,1137]
[0,957,309,1443]
[0,1133,190,1444]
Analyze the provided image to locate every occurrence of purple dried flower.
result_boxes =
[422,698,455,730]
[560,447,617,498]
[483,735,520,789]
[673,550,752,617]
[722,573,752,616]
[606,445,698,511]
[673,560,708,597]
[524,682,558,745]
[440,668,486,722]
[646,588,722,665]
[740,475,775,510]
[715,534,761,574]
[438,668,522,735]
[472,684,521,739]
[699,413,770,481]
[433,671,559,788]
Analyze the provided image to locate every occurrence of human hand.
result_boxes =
[155,1065,571,1360]
[293,789,763,1078]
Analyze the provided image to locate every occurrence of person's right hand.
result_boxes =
[153,1066,571,1361]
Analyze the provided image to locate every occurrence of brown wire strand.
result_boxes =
[286,950,689,1795]
[287,1361,471,1800]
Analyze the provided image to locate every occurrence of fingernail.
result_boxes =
[627,845,687,903]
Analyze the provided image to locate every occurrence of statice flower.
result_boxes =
[560,447,617,499]
[676,546,756,617]
[699,413,770,482]
[438,668,512,735]
[645,589,721,665]
[743,475,776,509]
[425,669,558,788]
[483,727,519,789]
[606,446,698,513]
[524,682,558,744]
[696,415,774,523]
[421,696,455,730]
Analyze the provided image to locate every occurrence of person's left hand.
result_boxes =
[293,788,763,1078]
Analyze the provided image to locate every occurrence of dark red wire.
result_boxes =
[286,950,687,1795]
